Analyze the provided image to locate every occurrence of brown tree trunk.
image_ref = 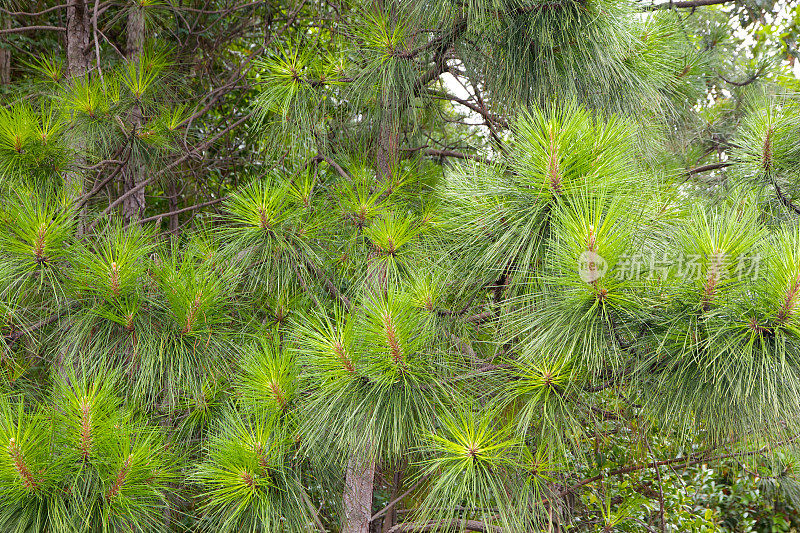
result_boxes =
[380,469,402,532]
[343,446,376,533]
[65,0,92,214]
[375,0,400,184]
[122,3,146,220]
[351,3,401,526]
[0,16,10,85]
[0,48,9,85]
[376,107,399,183]
[66,0,91,77]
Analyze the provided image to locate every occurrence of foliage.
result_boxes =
[1,0,800,532]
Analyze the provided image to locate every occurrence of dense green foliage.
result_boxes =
[2,0,800,532]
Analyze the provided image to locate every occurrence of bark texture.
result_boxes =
[376,110,399,183]
[122,3,146,220]
[66,0,91,77]
[342,447,376,533]
[380,470,402,533]
[65,0,92,209]
[0,17,10,84]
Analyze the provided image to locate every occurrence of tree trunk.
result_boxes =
[376,107,399,183]
[0,16,10,85]
[122,3,146,220]
[0,47,9,85]
[66,0,91,77]
[343,446,375,533]
[375,0,401,184]
[380,469,402,533]
[65,0,92,214]
[352,4,401,523]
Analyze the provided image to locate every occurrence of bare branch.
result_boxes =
[370,478,426,523]
[0,25,65,35]
[0,3,75,17]
[644,0,735,10]
[685,162,731,175]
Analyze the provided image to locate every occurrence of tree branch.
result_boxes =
[424,149,490,164]
[644,0,735,9]
[7,308,72,343]
[314,153,351,180]
[685,162,731,175]
[464,311,492,324]
[0,3,79,17]
[718,65,766,87]
[426,90,510,129]
[413,19,468,93]
[370,477,426,523]
[0,25,65,34]
[389,519,500,533]
[75,141,132,210]
[772,178,800,215]
[644,435,666,533]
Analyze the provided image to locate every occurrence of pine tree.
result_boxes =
[1,0,800,531]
